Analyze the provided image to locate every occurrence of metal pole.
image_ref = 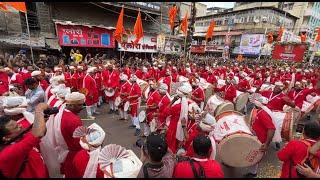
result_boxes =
[24,12,35,66]
[258,27,268,61]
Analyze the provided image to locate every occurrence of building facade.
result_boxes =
[191,7,298,54]
[234,2,320,37]
[0,2,171,58]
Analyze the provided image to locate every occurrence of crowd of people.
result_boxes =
[0,49,320,178]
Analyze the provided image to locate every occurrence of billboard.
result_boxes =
[191,45,205,54]
[272,44,307,62]
[118,34,158,53]
[56,24,115,48]
[239,34,265,55]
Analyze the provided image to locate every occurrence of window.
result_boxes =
[288,4,294,10]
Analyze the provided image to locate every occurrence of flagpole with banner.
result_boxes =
[24,11,35,66]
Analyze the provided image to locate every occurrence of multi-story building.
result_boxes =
[178,2,207,17]
[0,2,171,58]
[206,7,232,15]
[234,2,320,37]
[191,6,298,54]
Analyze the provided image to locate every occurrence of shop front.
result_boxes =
[55,22,116,62]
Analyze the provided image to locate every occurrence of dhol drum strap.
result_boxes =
[189,159,206,178]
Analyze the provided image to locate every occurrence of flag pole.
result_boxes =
[24,11,35,66]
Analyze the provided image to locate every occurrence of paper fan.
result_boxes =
[249,93,261,103]
[73,126,88,138]
[98,144,130,170]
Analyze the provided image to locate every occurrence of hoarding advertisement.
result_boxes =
[57,24,115,48]
[239,34,264,55]
[118,35,158,53]
[272,44,307,62]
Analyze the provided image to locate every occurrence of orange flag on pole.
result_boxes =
[316,28,320,42]
[6,2,26,13]
[205,20,215,41]
[0,2,8,11]
[300,32,306,43]
[168,5,177,31]
[180,12,188,36]
[114,7,125,43]
[277,26,284,41]
[133,9,144,44]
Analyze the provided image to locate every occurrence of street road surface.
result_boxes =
[79,104,283,178]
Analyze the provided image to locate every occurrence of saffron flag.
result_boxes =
[316,28,320,42]
[0,2,8,11]
[114,7,125,43]
[277,26,284,41]
[180,12,188,36]
[205,20,215,41]
[300,32,306,43]
[267,32,273,44]
[168,5,177,31]
[6,2,26,13]
[133,10,144,44]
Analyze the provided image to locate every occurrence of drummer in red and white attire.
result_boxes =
[166,82,194,153]
[260,81,295,112]
[191,78,205,110]
[237,71,251,92]
[127,75,142,136]
[154,83,170,130]
[70,123,106,178]
[244,98,276,178]
[159,69,173,94]
[103,64,120,114]
[143,81,161,137]
[214,75,237,102]
[288,81,316,111]
[83,67,99,120]
[118,74,130,121]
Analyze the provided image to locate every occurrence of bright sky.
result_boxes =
[200,2,235,9]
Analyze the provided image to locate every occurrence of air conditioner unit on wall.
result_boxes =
[254,16,260,23]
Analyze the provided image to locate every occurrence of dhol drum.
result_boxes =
[235,90,249,111]
[260,83,274,91]
[104,88,115,97]
[136,79,149,100]
[217,79,226,88]
[248,108,295,142]
[213,111,264,168]
[170,81,184,96]
[205,94,234,117]
[124,101,130,112]
[306,95,320,113]
[138,110,146,123]
[114,96,121,107]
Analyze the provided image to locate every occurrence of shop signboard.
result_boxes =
[272,43,307,62]
[118,34,158,53]
[239,34,264,55]
[56,24,115,48]
[191,45,205,54]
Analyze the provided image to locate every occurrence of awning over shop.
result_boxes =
[193,31,243,37]
[53,19,116,30]
[0,36,45,49]
[45,38,61,50]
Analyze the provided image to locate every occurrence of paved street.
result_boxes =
[80,103,283,178]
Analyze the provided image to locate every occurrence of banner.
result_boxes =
[205,45,224,52]
[239,34,264,55]
[118,34,158,53]
[281,30,300,43]
[56,24,115,48]
[272,44,307,62]
[191,45,205,54]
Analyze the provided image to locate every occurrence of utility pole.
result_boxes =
[185,2,196,60]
